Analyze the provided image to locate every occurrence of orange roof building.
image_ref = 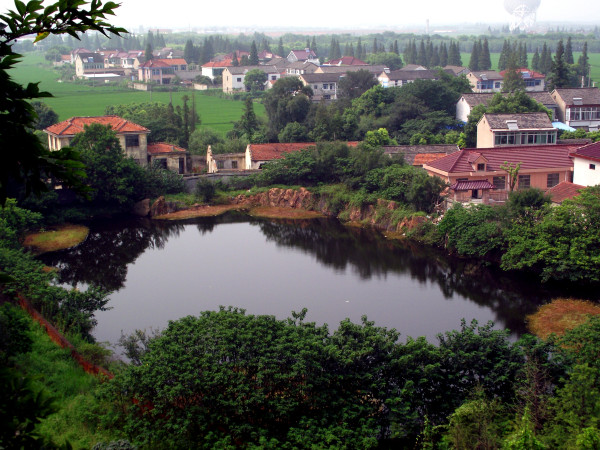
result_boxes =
[45,115,151,166]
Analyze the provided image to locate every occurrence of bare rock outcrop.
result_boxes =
[150,196,181,217]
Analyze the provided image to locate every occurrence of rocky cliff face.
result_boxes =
[232,188,428,234]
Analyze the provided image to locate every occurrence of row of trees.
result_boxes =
[403,38,463,68]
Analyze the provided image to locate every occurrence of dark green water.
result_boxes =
[40,212,575,346]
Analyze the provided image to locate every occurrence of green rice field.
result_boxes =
[9,53,265,135]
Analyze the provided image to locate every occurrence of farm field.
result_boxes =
[10,53,265,135]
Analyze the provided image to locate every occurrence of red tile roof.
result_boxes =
[139,59,171,68]
[546,181,585,203]
[570,141,600,162]
[499,68,545,79]
[202,60,232,68]
[45,116,149,136]
[450,180,495,191]
[250,142,358,161]
[157,58,187,66]
[425,144,581,174]
[147,142,187,155]
[413,153,450,166]
[324,56,368,66]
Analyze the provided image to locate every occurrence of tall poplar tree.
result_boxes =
[469,40,481,71]
[565,36,574,64]
[547,39,571,90]
[278,38,284,58]
[577,41,590,86]
[480,38,492,70]
[531,47,540,71]
[439,42,448,67]
[249,41,259,65]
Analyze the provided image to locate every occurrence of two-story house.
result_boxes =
[74,52,105,78]
[466,70,504,93]
[456,92,558,122]
[221,66,280,93]
[477,112,557,148]
[423,143,580,205]
[499,68,545,91]
[287,48,319,64]
[138,59,175,84]
[570,141,600,186]
[45,116,151,166]
[300,73,342,101]
[378,69,450,88]
[551,87,600,131]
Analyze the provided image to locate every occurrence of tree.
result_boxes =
[277,37,284,58]
[502,55,526,93]
[532,47,540,71]
[0,0,125,205]
[237,97,259,140]
[500,161,522,191]
[263,77,312,140]
[565,36,574,64]
[30,101,58,130]
[243,68,267,93]
[365,52,403,71]
[577,41,590,86]
[338,69,378,100]
[547,39,572,90]
[480,38,492,70]
[469,40,481,71]
[144,41,153,61]
[249,40,259,65]
[71,123,146,208]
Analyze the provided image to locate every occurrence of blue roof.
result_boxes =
[552,121,576,131]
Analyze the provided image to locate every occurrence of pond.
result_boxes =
[40,212,574,347]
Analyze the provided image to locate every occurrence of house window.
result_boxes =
[322,84,328,89]
[590,164,596,170]
[493,176,506,190]
[547,173,559,188]
[518,174,531,189]
[231,161,238,169]
[477,163,486,171]
[271,75,277,80]
[217,160,224,169]
[125,135,139,147]
[314,85,318,89]
[236,77,242,82]
[157,159,167,169]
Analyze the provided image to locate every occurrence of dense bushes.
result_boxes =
[433,186,600,283]
[102,308,596,448]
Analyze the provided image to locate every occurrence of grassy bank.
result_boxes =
[13,319,124,448]
[23,224,89,254]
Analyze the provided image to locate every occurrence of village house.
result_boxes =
[221,66,280,93]
[147,142,188,174]
[201,60,232,80]
[316,65,387,77]
[466,70,504,93]
[423,143,580,205]
[456,92,558,122]
[378,69,449,88]
[322,56,368,66]
[551,87,600,131]
[399,64,427,71]
[546,181,586,205]
[570,141,600,186]
[443,65,470,76]
[499,68,546,92]
[285,61,319,76]
[476,112,557,148]
[138,59,175,84]
[74,52,105,77]
[300,73,343,101]
[287,48,319,64]
[45,116,151,167]
[383,144,459,166]
[206,146,246,173]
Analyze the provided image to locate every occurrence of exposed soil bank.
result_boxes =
[149,188,429,235]
[23,224,89,254]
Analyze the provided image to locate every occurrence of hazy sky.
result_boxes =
[1,0,599,31]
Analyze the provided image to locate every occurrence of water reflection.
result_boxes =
[40,212,586,338]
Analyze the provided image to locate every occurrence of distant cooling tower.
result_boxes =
[504,0,541,31]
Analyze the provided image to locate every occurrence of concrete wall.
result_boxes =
[573,157,600,186]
